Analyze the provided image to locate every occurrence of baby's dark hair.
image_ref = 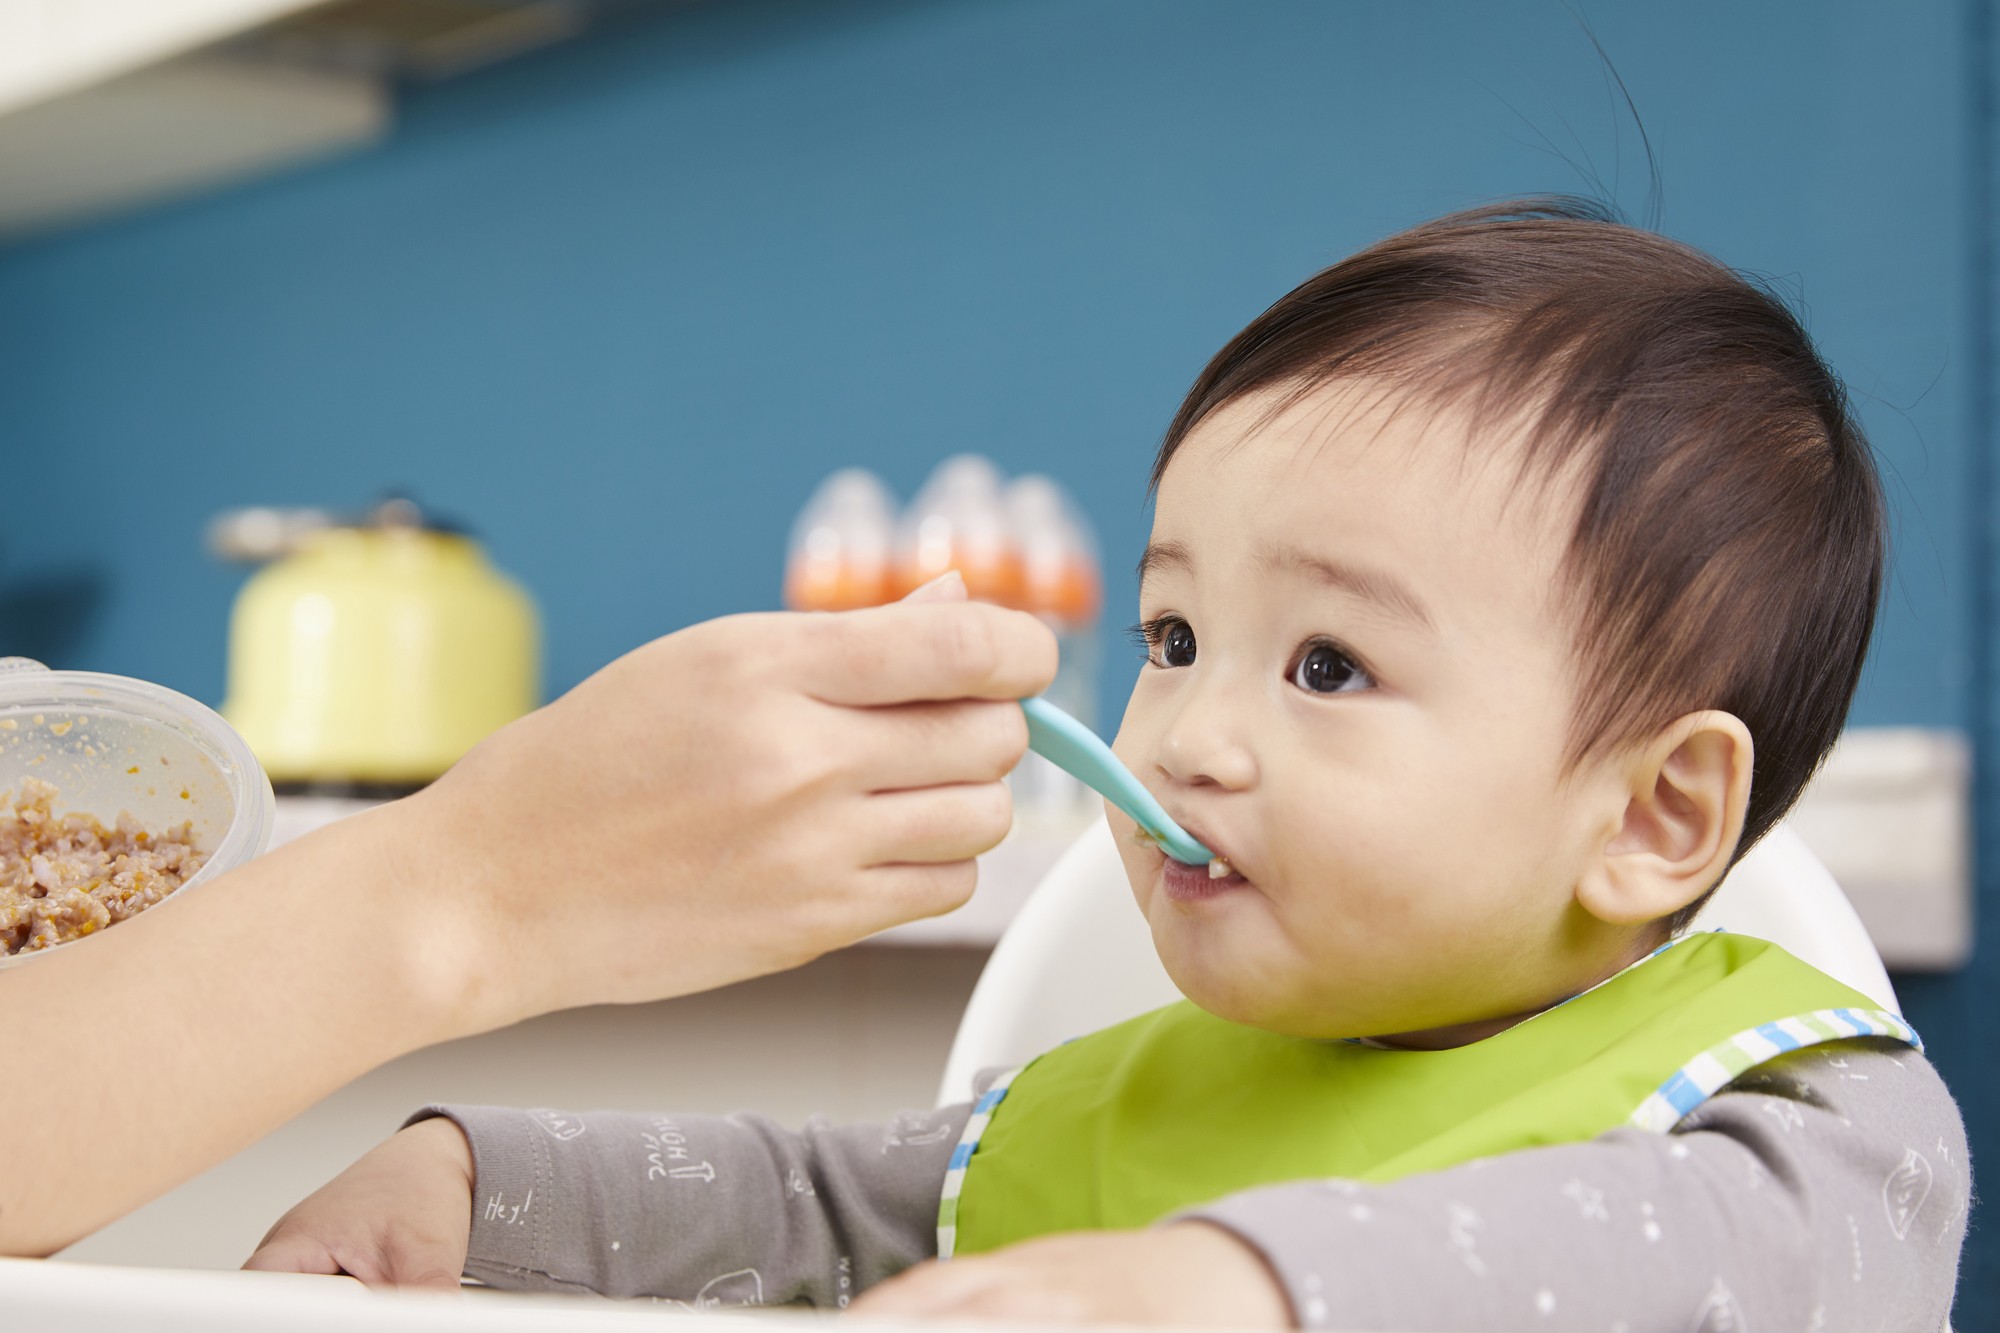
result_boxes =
[1152,198,1884,928]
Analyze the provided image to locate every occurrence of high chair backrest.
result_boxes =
[937,816,1900,1106]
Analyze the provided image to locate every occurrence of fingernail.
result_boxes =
[901,570,968,603]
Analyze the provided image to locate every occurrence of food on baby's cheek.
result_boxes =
[0,777,206,955]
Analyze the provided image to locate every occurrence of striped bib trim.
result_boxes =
[936,1066,1024,1261]
[1627,1007,1920,1134]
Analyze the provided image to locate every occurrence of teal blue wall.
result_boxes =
[1,0,1991,1316]
[0,0,1970,732]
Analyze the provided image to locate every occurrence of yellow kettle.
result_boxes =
[215,501,539,790]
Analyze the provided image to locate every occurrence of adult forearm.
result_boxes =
[0,801,466,1256]
[2,595,1057,1257]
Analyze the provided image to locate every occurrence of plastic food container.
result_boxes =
[0,657,274,968]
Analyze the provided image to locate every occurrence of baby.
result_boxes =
[250,200,1970,1330]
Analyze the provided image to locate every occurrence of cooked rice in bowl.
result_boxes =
[0,777,206,955]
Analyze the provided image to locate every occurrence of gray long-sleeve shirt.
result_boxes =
[419,1036,1968,1330]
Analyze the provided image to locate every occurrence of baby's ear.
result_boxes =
[1576,711,1754,926]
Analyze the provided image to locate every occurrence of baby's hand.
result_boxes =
[849,1223,1293,1326]
[243,1117,474,1290]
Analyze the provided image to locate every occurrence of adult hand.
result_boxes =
[849,1224,1294,1326]
[400,570,1059,1030]
[2,574,1054,1257]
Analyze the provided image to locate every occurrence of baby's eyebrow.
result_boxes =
[1139,539,1434,632]
[1261,544,1436,632]
[1135,540,1194,585]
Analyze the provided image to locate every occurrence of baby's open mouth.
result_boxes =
[1148,823,1249,903]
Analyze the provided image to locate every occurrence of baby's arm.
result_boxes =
[1188,1040,1967,1331]
[434,1100,967,1304]
[248,1099,967,1301]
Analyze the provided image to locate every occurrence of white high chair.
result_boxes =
[938,816,1899,1105]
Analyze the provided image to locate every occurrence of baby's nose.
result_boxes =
[1155,690,1259,792]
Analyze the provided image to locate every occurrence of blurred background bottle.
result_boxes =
[784,456,1106,834]
[1004,473,1103,831]
[784,469,897,611]
[893,455,1022,606]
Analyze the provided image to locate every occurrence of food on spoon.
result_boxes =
[1207,856,1234,880]
[0,777,205,955]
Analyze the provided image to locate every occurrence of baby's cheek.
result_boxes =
[1317,760,1509,893]
[1264,786,1428,908]
[1262,811,1495,981]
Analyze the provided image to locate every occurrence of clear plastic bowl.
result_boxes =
[0,657,274,967]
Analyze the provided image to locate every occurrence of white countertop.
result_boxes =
[5,1257,1308,1332]
[4,1256,1059,1331]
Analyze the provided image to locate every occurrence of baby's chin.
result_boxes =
[1149,915,1474,1040]
[1122,834,1441,1036]
[1150,921,1360,1038]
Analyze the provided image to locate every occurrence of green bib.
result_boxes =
[938,932,1915,1258]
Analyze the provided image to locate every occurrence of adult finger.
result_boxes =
[850,861,980,933]
[857,782,1014,866]
[840,698,1028,792]
[801,600,1058,707]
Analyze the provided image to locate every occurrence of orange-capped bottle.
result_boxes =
[1003,474,1104,832]
[1005,474,1102,632]
[784,469,897,611]
[894,455,1023,606]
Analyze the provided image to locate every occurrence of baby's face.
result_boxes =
[1112,385,1655,1042]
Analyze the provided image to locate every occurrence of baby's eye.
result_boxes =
[1291,641,1373,694]
[1133,616,1197,669]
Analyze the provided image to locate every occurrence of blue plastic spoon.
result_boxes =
[1019,696,1214,865]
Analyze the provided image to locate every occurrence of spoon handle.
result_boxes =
[1019,696,1213,865]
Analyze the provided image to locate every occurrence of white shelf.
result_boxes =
[0,0,320,118]
[1787,727,1972,971]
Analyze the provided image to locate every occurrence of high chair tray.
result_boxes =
[7,1256,1311,1333]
